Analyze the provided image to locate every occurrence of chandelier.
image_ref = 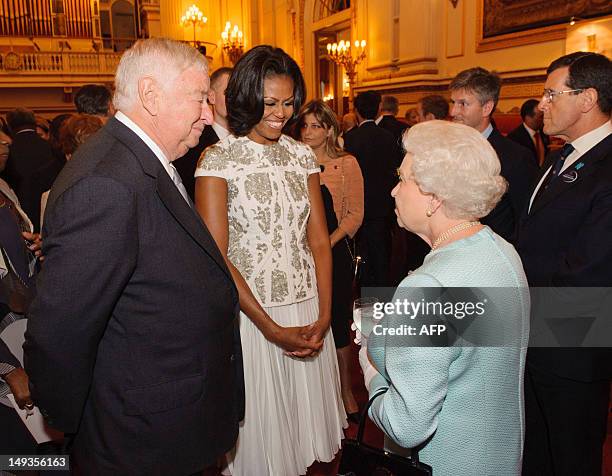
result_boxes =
[180,5,207,45]
[221,22,244,64]
[326,39,367,99]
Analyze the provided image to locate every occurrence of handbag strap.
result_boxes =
[357,388,422,464]
[339,155,347,220]
[356,389,386,443]
[339,155,353,260]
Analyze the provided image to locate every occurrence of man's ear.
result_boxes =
[579,87,599,114]
[138,76,160,116]
[208,90,216,106]
[425,112,435,121]
[482,99,495,118]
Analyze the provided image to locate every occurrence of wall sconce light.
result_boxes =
[221,22,244,64]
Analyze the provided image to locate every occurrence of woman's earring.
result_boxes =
[426,209,433,217]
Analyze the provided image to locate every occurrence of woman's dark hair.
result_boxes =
[226,45,306,136]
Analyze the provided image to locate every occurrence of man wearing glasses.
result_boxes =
[517,52,612,476]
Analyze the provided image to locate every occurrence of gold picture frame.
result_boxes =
[476,0,612,52]
[476,1,565,52]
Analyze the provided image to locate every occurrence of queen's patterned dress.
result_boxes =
[195,134,346,476]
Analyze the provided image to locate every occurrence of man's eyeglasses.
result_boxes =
[542,88,584,103]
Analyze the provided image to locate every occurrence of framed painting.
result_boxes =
[477,0,612,52]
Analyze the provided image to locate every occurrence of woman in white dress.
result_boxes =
[194,45,346,476]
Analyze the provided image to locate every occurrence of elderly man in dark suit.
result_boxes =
[450,67,538,242]
[24,38,243,476]
[174,66,233,201]
[344,91,402,288]
[517,52,612,476]
[507,98,550,166]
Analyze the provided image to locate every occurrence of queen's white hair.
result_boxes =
[402,120,507,220]
[113,38,208,112]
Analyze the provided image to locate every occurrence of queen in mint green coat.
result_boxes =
[361,121,530,476]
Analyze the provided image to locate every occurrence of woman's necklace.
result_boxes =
[431,221,480,251]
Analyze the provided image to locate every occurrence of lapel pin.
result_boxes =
[575,162,584,170]
[562,170,578,183]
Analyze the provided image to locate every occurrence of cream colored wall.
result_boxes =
[441,0,565,79]
[296,0,590,115]
[350,0,568,114]
[254,0,298,57]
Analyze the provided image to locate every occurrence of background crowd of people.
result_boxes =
[0,38,610,476]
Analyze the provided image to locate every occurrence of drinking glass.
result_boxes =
[352,297,379,340]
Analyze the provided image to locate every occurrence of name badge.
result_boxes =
[561,170,578,183]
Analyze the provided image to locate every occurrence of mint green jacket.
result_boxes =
[367,227,529,475]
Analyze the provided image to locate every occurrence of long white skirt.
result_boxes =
[226,297,347,476]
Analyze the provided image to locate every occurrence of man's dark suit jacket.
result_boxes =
[343,121,402,221]
[378,115,408,149]
[24,118,244,475]
[484,128,539,242]
[507,123,550,166]
[174,125,220,201]
[3,130,64,232]
[516,133,612,382]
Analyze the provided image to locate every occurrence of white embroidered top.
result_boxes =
[195,134,320,307]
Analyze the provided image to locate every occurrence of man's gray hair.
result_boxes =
[449,67,501,108]
[113,38,208,111]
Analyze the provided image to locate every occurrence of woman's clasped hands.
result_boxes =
[268,320,329,358]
